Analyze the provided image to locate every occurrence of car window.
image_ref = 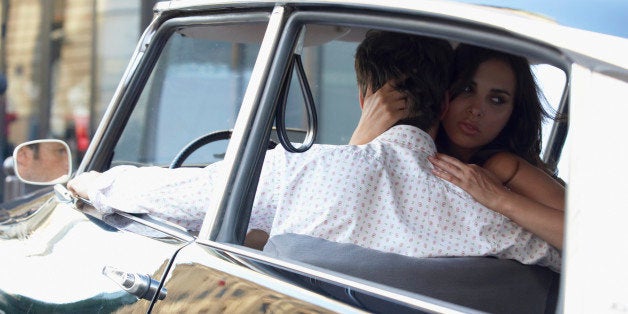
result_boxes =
[244,20,568,313]
[113,22,267,166]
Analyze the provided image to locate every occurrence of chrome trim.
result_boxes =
[196,239,475,314]
[198,6,287,240]
[102,266,168,301]
[0,193,55,232]
[114,211,195,242]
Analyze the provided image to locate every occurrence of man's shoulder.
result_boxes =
[270,142,386,168]
[310,143,382,161]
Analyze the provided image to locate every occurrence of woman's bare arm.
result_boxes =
[484,152,564,210]
[429,152,565,249]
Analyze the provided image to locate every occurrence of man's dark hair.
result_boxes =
[29,143,41,159]
[355,30,453,131]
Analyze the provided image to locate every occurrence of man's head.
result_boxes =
[15,142,69,183]
[354,30,452,131]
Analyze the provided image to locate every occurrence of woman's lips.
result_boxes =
[458,121,479,135]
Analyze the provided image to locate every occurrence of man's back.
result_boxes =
[250,125,560,271]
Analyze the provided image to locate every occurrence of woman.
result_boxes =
[351,44,565,250]
[430,44,565,250]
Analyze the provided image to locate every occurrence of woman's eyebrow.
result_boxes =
[491,88,512,96]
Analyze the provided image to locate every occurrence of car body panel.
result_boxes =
[0,192,190,312]
[563,65,628,313]
[151,242,365,313]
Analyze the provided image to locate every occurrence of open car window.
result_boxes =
[113,21,267,167]
[232,16,568,313]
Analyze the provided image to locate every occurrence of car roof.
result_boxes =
[158,0,628,78]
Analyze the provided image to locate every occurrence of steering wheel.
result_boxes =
[169,130,278,169]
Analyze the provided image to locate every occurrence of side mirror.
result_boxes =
[13,139,72,185]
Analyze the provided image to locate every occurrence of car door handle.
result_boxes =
[102,266,167,301]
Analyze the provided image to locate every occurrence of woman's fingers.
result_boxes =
[432,166,460,185]
[428,154,465,178]
[434,153,468,167]
[430,155,507,209]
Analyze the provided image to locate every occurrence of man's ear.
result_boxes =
[439,91,450,119]
[358,91,365,110]
[16,148,32,167]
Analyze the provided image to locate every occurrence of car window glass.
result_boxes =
[113,22,266,166]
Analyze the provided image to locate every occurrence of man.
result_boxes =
[68,31,559,270]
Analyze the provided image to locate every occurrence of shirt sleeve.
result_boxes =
[87,164,220,232]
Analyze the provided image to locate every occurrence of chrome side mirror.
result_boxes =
[13,139,72,185]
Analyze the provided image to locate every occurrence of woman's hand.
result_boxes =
[428,153,509,211]
[430,153,565,249]
[349,82,409,145]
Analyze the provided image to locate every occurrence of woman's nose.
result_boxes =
[467,102,484,117]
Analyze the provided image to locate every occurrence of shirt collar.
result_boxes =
[377,124,437,155]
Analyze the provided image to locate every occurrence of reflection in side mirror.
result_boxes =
[13,139,72,185]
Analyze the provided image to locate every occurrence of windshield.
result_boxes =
[114,23,264,166]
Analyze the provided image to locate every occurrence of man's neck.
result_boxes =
[426,126,438,141]
[394,120,438,141]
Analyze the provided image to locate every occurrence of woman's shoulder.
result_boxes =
[483,151,522,184]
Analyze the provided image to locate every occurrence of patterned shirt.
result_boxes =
[88,125,561,271]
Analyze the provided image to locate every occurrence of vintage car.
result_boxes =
[1,0,627,313]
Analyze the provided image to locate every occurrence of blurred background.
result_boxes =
[0,0,159,201]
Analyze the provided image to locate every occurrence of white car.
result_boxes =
[1,1,627,313]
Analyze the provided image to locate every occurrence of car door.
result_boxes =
[144,5,364,313]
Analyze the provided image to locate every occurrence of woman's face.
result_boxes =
[441,59,516,160]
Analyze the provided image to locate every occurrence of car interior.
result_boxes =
[100,11,569,313]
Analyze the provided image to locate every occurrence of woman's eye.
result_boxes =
[490,96,505,104]
[462,85,473,93]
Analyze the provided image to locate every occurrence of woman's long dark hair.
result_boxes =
[440,44,554,171]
